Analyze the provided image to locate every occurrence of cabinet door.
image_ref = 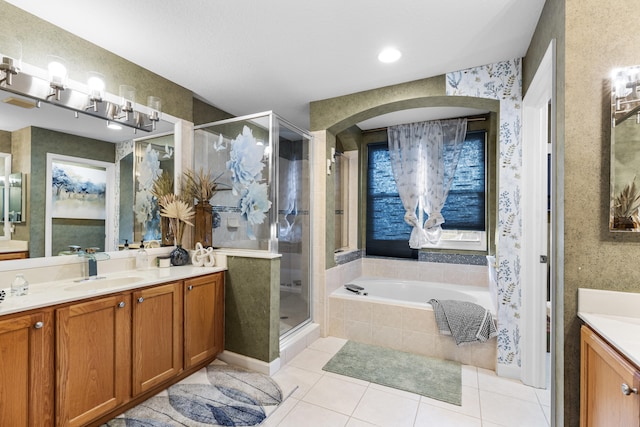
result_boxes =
[0,310,53,427]
[581,325,640,427]
[56,294,131,427]
[184,272,224,369]
[132,281,183,396]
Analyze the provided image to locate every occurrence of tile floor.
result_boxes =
[263,337,551,427]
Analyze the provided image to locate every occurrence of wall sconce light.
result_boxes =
[86,71,105,112]
[147,95,162,129]
[47,55,68,101]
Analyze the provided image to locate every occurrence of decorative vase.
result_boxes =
[161,216,174,246]
[194,201,213,248]
[169,244,190,266]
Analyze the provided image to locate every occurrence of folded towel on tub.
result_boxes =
[428,299,498,345]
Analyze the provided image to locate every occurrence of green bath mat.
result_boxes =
[322,341,462,405]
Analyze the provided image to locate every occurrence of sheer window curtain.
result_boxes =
[387,118,467,248]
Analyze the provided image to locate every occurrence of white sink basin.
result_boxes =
[65,276,146,291]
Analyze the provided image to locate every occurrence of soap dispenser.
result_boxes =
[136,240,148,270]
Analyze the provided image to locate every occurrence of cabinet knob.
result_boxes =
[118,301,126,308]
[34,321,44,329]
[621,383,638,395]
[137,297,144,303]
[188,285,193,291]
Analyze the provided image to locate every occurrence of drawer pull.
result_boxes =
[118,301,126,308]
[622,383,638,395]
[138,297,144,303]
[188,285,193,291]
[34,321,44,329]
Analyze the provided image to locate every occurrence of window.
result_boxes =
[366,130,487,258]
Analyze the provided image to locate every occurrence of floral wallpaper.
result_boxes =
[446,59,523,368]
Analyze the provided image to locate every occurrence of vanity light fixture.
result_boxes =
[119,84,136,121]
[1,57,155,133]
[47,56,68,101]
[378,47,402,63]
[612,65,640,126]
[147,96,162,130]
[86,72,105,112]
[0,36,21,86]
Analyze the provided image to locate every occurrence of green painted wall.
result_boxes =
[224,256,280,362]
[311,81,499,268]
[0,131,11,152]
[192,98,234,126]
[1,1,193,121]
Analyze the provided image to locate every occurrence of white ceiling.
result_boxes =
[4,0,545,131]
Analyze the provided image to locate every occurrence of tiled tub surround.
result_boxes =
[323,257,497,370]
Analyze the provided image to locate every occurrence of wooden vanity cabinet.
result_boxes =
[0,309,53,427]
[184,272,224,369]
[132,281,183,396]
[581,325,640,427]
[56,294,131,427]
[1,271,223,426]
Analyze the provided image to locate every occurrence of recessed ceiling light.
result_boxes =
[107,121,122,130]
[378,47,402,63]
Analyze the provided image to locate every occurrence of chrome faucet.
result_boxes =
[85,247,100,278]
[75,247,109,281]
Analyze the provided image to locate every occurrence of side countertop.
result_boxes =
[578,288,640,368]
[0,265,226,316]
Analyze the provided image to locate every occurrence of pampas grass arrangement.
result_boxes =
[183,168,220,204]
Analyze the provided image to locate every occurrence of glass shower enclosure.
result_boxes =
[193,112,313,338]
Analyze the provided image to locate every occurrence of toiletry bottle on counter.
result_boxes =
[136,240,148,270]
[11,273,28,296]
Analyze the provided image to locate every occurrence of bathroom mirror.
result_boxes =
[0,87,179,257]
[610,64,640,231]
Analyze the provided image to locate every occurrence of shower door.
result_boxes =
[275,117,312,338]
[193,112,313,339]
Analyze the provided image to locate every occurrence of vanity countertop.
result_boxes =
[0,265,226,316]
[578,288,640,368]
[0,240,28,254]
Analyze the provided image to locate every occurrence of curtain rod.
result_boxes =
[361,115,487,134]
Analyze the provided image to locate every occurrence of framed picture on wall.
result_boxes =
[50,158,107,220]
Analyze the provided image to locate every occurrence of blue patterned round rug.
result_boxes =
[103,364,283,426]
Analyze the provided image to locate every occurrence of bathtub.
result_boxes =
[328,276,497,370]
[333,277,496,314]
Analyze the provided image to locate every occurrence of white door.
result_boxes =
[521,40,555,389]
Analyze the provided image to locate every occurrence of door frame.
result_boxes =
[521,40,555,389]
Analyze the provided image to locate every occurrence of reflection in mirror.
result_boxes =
[610,65,640,231]
[6,173,24,223]
[118,133,175,247]
[0,153,10,239]
[0,86,178,257]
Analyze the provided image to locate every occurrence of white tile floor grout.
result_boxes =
[262,337,551,427]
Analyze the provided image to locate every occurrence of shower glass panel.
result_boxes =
[194,112,313,338]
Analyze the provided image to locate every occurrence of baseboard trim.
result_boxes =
[496,362,521,380]
[217,350,281,376]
